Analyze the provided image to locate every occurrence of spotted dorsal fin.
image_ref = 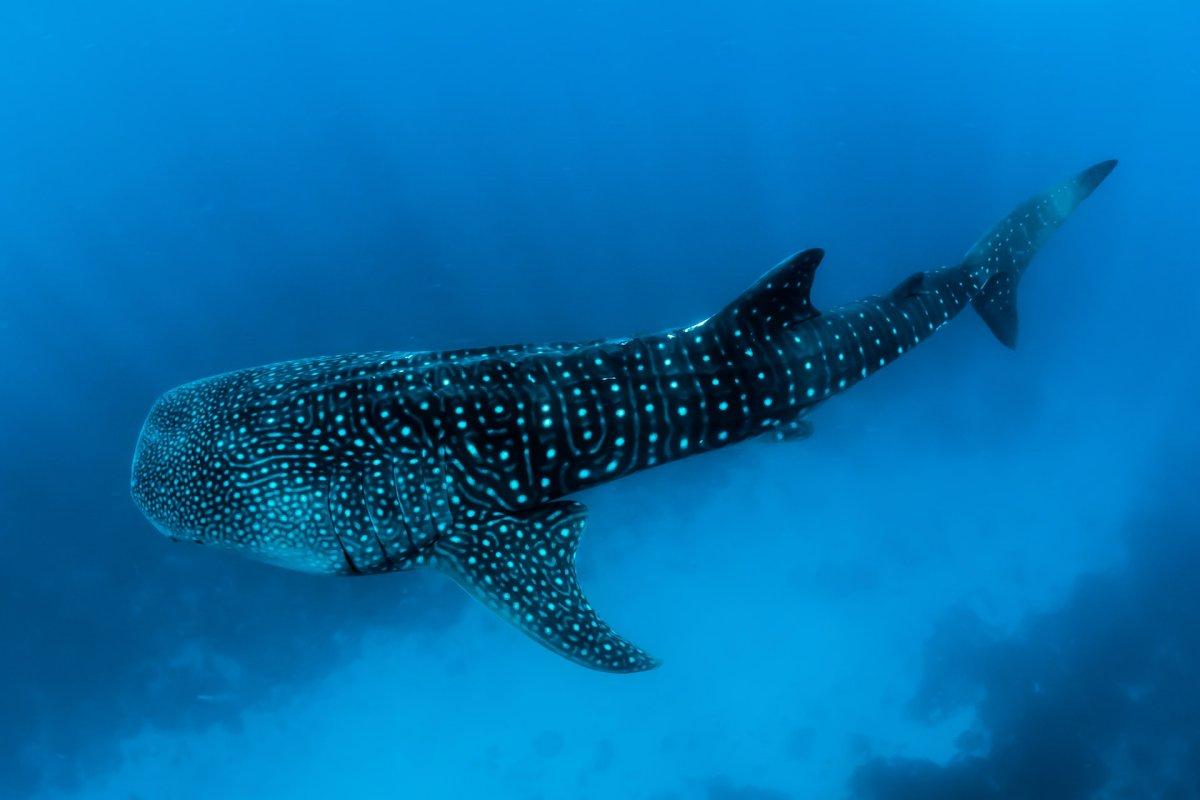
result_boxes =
[434,502,658,673]
[717,248,824,333]
[889,271,926,300]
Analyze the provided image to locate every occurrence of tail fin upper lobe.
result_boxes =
[965,159,1117,348]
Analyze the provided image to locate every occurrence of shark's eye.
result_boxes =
[152,396,186,430]
[158,406,188,431]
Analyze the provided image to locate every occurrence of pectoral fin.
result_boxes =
[767,413,814,442]
[434,502,658,673]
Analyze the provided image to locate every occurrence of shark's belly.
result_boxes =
[317,446,455,574]
[219,434,455,576]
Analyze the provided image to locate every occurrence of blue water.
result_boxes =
[2,2,1198,798]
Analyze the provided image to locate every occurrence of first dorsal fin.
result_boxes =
[434,502,658,673]
[716,248,824,332]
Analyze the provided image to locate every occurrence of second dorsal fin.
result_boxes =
[717,248,824,333]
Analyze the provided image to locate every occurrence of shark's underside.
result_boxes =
[132,159,1116,672]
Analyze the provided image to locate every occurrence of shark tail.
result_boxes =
[963,159,1117,348]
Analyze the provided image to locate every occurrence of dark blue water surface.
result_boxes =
[2,2,1198,797]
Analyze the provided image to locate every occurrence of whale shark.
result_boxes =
[132,159,1116,672]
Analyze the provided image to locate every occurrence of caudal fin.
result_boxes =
[965,159,1117,348]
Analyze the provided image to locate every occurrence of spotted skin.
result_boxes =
[131,160,1116,672]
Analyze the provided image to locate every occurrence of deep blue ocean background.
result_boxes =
[2,2,1198,798]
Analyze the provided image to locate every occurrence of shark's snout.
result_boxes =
[131,387,201,542]
[130,422,151,512]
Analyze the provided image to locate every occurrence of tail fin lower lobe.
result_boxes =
[964,159,1117,348]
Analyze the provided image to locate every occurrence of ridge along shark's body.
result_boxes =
[132,160,1117,672]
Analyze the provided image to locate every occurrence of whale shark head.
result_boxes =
[131,367,355,573]
[131,379,229,544]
